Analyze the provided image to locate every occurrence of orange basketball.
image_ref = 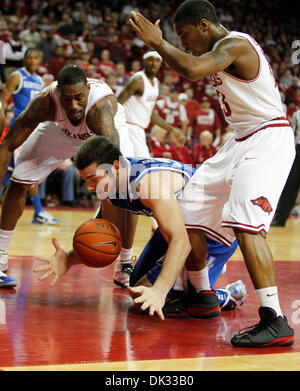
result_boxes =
[73,218,122,268]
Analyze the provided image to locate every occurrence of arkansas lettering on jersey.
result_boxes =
[156,97,188,128]
[208,31,287,139]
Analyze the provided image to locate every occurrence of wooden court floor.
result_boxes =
[0,206,300,372]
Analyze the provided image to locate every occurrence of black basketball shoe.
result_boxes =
[162,291,189,318]
[186,283,221,319]
[231,306,294,347]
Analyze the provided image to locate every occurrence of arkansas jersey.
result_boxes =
[209,31,287,139]
[49,78,115,141]
[156,97,188,128]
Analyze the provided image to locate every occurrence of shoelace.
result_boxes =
[237,319,266,335]
[120,263,134,275]
[0,249,8,256]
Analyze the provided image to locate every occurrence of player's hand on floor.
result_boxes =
[33,238,70,286]
[128,285,166,320]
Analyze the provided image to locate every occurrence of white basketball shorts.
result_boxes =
[12,107,134,186]
[178,124,296,246]
[126,123,151,158]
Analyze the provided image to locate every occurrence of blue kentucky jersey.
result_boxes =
[109,157,195,216]
[12,67,43,119]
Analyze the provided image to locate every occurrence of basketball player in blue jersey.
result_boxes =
[33,136,248,319]
[0,48,59,224]
[0,64,130,288]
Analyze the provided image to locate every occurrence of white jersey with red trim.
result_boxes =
[209,31,286,139]
[49,78,114,141]
[123,70,159,129]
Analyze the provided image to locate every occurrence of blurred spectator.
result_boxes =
[192,130,218,165]
[189,97,222,144]
[96,49,116,78]
[47,46,67,80]
[156,85,189,136]
[148,125,172,158]
[169,132,194,166]
[128,59,142,76]
[106,72,122,96]
[19,21,41,48]
[3,29,27,79]
[279,69,294,88]
[36,29,57,64]
[85,64,102,80]
[115,62,131,88]
[159,83,170,100]
[178,88,201,142]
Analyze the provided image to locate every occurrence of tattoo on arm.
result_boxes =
[87,100,120,146]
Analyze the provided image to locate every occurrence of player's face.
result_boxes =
[144,57,162,76]
[174,21,211,56]
[79,161,119,200]
[24,50,41,74]
[58,82,89,125]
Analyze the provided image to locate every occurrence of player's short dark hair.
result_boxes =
[24,48,40,58]
[74,136,122,170]
[57,64,87,87]
[174,0,220,26]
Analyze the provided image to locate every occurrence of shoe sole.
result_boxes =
[0,283,17,288]
[113,279,128,289]
[231,335,294,347]
[164,311,190,319]
[187,306,221,319]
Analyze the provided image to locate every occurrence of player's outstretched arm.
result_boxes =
[86,95,120,147]
[129,11,241,81]
[0,89,53,181]
[33,238,81,286]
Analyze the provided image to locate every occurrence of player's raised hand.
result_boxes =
[128,285,165,320]
[129,11,162,48]
[33,238,70,286]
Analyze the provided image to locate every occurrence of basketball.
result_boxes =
[73,218,122,268]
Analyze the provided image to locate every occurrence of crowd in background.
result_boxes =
[0,0,299,207]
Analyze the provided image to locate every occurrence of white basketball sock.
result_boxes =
[256,286,283,317]
[0,229,14,253]
[186,266,211,292]
[119,247,133,263]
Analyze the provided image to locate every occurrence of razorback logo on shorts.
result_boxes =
[251,196,273,214]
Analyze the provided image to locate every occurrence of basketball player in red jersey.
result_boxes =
[0,64,133,287]
[129,0,295,347]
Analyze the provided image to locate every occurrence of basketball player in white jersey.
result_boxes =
[129,0,295,348]
[113,51,184,289]
[0,64,133,287]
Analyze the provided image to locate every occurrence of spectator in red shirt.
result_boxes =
[169,132,194,166]
[148,125,172,159]
[96,49,116,79]
[189,96,222,143]
[192,130,218,166]
[47,46,67,80]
